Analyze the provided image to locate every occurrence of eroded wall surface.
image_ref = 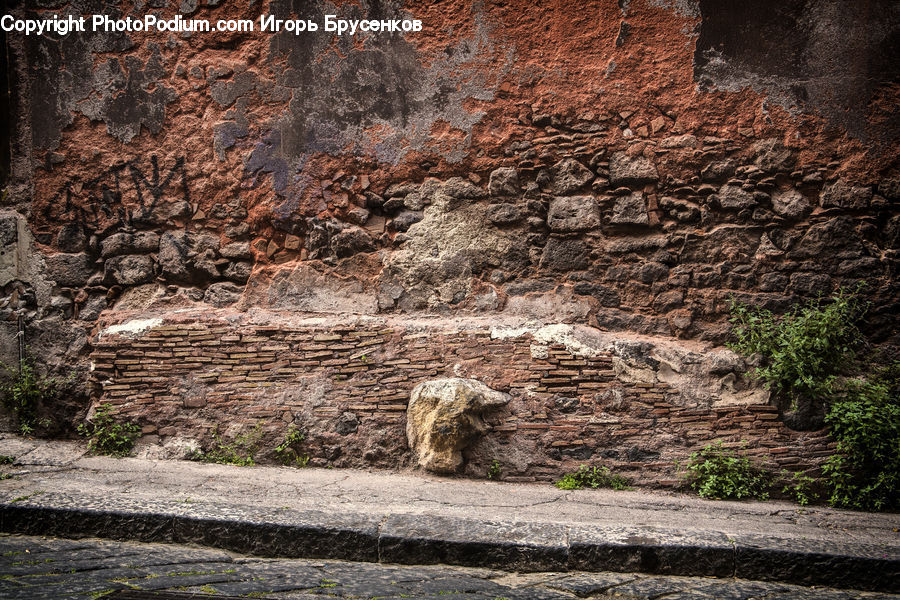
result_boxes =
[1,0,897,480]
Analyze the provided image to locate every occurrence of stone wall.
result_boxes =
[90,311,833,484]
[0,0,896,481]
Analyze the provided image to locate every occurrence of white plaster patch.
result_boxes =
[99,317,163,338]
[491,323,603,358]
[529,344,549,360]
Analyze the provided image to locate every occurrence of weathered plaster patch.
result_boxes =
[99,317,163,338]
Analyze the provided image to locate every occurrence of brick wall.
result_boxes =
[90,313,834,486]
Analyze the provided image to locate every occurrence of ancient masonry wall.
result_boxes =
[0,0,896,483]
[91,313,833,484]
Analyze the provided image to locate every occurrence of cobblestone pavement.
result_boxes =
[0,534,896,600]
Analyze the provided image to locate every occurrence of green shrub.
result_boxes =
[727,288,899,511]
[487,459,501,480]
[77,403,140,457]
[555,465,629,491]
[781,471,820,507]
[684,442,771,500]
[192,424,263,466]
[274,425,309,467]
[822,371,899,512]
[0,359,71,435]
[727,286,864,409]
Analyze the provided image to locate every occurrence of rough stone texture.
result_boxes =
[43,253,96,287]
[104,254,155,285]
[547,196,601,231]
[407,378,510,473]
[488,167,520,197]
[820,179,874,209]
[716,183,757,210]
[100,232,160,259]
[609,153,658,187]
[540,237,590,270]
[487,203,524,225]
[609,192,649,225]
[550,158,594,194]
[771,188,812,219]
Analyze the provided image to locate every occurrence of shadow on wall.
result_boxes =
[694,0,900,142]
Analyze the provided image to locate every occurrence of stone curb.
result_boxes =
[1,500,897,593]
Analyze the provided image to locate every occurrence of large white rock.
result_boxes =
[406,378,510,474]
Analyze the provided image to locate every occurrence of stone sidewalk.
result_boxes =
[0,436,898,593]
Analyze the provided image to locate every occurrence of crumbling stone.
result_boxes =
[716,184,757,210]
[487,203,524,226]
[204,282,244,306]
[609,153,658,187]
[406,378,510,473]
[771,189,811,219]
[609,192,649,225]
[540,238,590,271]
[104,254,155,285]
[44,253,95,287]
[550,159,594,194]
[820,180,873,209]
[488,167,520,197]
[331,227,376,258]
[547,196,601,232]
[100,232,160,258]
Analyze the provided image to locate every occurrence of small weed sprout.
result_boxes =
[0,359,73,436]
[191,423,263,466]
[77,403,140,458]
[274,425,309,467]
[781,471,820,507]
[487,459,501,480]
[555,465,630,491]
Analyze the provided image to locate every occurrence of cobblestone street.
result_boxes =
[0,534,896,600]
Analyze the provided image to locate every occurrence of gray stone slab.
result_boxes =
[733,532,900,592]
[379,514,569,572]
[1,504,177,544]
[172,510,380,562]
[567,524,735,576]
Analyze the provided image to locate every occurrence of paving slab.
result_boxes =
[0,436,898,592]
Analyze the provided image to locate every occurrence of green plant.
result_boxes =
[727,286,864,410]
[0,359,72,435]
[727,288,899,511]
[274,425,309,467]
[781,471,819,507]
[487,459,501,480]
[683,442,771,500]
[0,455,14,464]
[77,403,140,457]
[555,465,630,491]
[192,424,263,466]
[822,370,899,511]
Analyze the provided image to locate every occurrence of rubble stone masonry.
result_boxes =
[0,0,896,484]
